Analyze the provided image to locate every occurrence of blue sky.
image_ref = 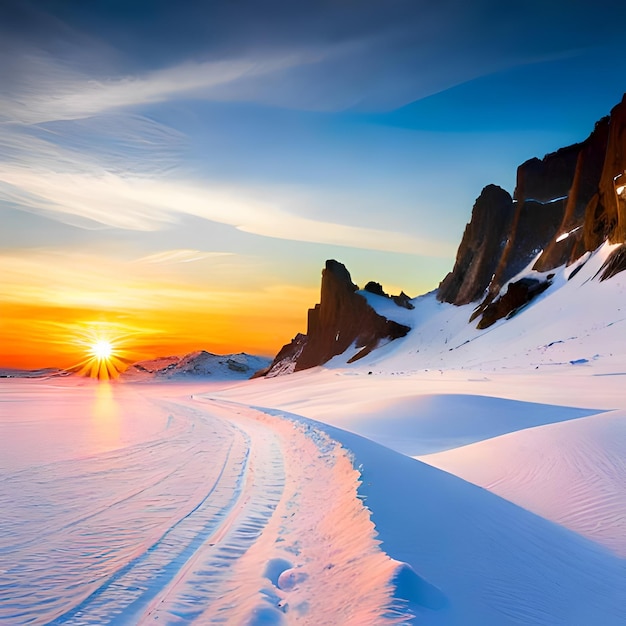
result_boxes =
[2,0,626,364]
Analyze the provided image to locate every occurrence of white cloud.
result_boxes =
[0,50,324,124]
[0,39,458,259]
[137,249,234,264]
[0,162,454,257]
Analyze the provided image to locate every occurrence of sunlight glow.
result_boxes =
[70,325,132,380]
[91,340,113,360]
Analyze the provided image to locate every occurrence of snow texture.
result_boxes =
[2,243,626,624]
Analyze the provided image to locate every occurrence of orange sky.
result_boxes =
[0,249,317,370]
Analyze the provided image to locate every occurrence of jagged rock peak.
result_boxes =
[260,260,411,377]
[437,184,514,305]
[325,259,358,291]
[364,281,415,309]
[364,281,386,297]
[438,92,626,326]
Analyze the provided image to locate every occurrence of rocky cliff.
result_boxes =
[262,95,626,375]
[258,260,410,377]
[438,93,626,327]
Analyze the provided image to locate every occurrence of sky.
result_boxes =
[2,0,626,369]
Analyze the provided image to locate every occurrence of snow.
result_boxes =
[555,225,582,242]
[3,242,626,623]
[1,381,409,624]
[419,409,626,557]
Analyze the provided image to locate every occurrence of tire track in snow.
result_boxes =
[1,400,236,624]
[8,392,408,625]
[140,399,409,626]
[49,405,263,625]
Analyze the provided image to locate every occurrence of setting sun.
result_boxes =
[91,340,113,360]
[69,327,130,380]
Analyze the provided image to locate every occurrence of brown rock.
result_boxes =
[477,278,551,329]
[392,291,415,310]
[296,260,410,371]
[253,333,308,378]
[438,185,514,305]
[261,261,410,376]
[440,92,626,330]
[535,116,610,271]
[487,146,580,293]
[585,94,626,249]
[596,244,626,281]
[364,281,414,309]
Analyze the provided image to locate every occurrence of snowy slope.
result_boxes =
[205,244,626,623]
[420,409,626,557]
[340,242,626,374]
[203,398,626,625]
[4,245,626,624]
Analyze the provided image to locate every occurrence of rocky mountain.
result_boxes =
[261,94,626,375]
[257,260,411,377]
[121,351,271,381]
[438,93,626,327]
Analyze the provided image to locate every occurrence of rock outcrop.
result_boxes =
[364,281,415,309]
[596,243,626,281]
[437,185,515,305]
[261,260,410,377]
[476,277,552,329]
[438,93,626,326]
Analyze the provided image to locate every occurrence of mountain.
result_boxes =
[257,260,411,377]
[439,93,626,327]
[261,94,626,375]
[121,351,271,382]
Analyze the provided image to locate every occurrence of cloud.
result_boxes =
[0,49,326,124]
[0,247,318,342]
[0,98,456,258]
[0,162,454,257]
[0,248,244,310]
[137,250,234,264]
[0,103,457,257]
[5,1,615,123]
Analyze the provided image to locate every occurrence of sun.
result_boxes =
[91,340,113,360]
[81,337,122,379]
[71,325,132,380]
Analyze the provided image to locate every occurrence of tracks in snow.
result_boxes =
[12,395,404,625]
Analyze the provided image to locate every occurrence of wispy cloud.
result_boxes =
[0,249,244,311]
[1,50,324,124]
[0,101,455,257]
[0,163,454,256]
[137,250,234,264]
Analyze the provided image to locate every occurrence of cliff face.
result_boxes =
[263,95,626,374]
[438,93,626,327]
[437,185,514,305]
[260,260,410,376]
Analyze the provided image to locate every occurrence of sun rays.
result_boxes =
[71,325,133,380]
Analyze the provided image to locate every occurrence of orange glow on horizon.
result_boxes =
[0,248,319,371]
[0,288,314,371]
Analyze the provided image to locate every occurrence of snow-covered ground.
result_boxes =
[2,244,626,624]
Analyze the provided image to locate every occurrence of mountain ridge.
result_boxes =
[261,93,626,375]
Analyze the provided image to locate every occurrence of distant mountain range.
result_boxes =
[259,93,626,376]
[2,352,271,381]
[121,351,271,381]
